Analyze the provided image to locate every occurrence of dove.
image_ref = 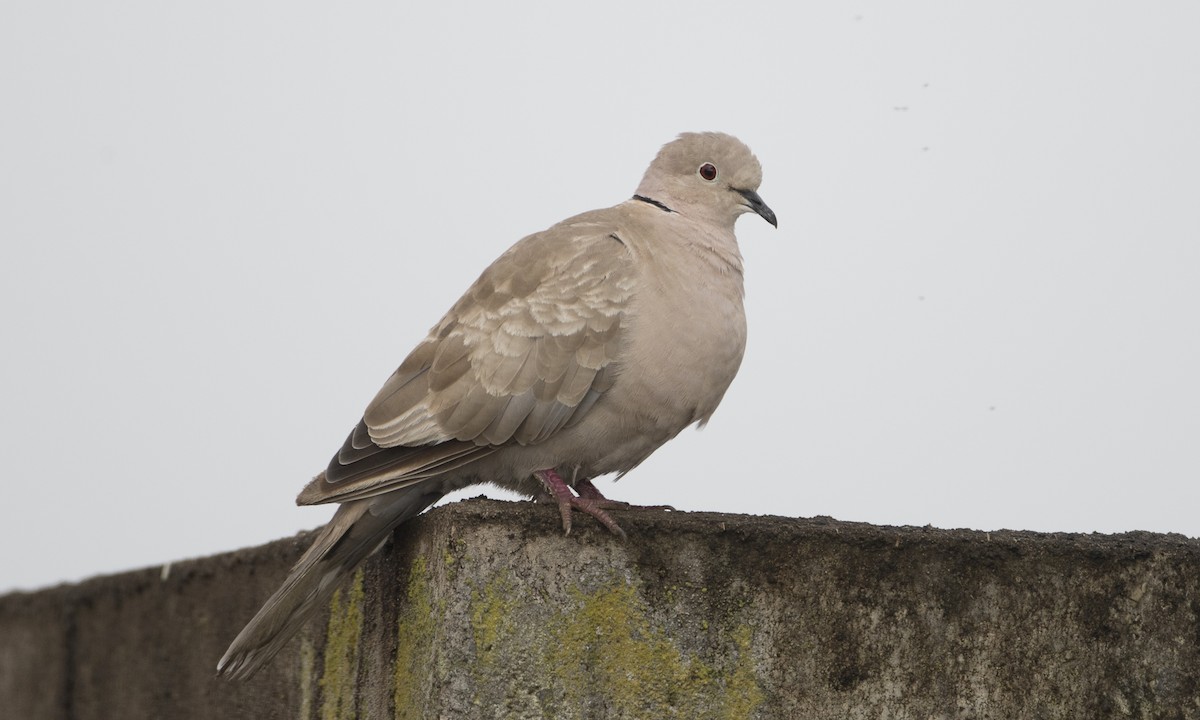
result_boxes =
[218,132,777,679]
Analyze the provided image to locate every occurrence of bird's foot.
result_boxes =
[575,478,676,512]
[532,472,676,537]
[533,470,627,538]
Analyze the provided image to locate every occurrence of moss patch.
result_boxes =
[393,555,438,720]
[320,569,365,720]
[299,636,316,720]
[453,572,764,719]
[546,579,762,718]
[724,625,765,720]
[470,572,518,675]
[551,580,699,713]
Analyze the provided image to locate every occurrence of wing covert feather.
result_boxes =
[311,223,636,500]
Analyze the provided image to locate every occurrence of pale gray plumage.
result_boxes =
[217,132,776,680]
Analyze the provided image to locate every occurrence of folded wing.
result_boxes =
[297,223,634,505]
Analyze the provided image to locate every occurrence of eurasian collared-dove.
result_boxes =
[218,132,776,679]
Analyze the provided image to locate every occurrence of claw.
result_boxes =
[533,469,627,538]
[575,478,676,511]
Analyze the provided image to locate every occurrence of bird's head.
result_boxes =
[635,132,777,231]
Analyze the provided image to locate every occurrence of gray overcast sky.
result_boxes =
[3,2,1198,593]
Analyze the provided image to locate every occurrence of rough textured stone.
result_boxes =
[2,498,1198,719]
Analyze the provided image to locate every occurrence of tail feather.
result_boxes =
[217,489,441,680]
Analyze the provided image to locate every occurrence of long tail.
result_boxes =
[217,488,442,680]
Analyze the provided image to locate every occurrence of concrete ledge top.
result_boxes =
[3,499,1199,719]
[7,499,1197,603]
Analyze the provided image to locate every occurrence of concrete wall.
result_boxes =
[2,498,1198,719]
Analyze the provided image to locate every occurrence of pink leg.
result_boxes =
[533,469,627,538]
[574,478,610,501]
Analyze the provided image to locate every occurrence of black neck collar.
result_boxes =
[632,195,675,214]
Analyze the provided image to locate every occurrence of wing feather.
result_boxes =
[307,219,635,503]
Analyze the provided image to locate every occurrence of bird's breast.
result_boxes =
[617,244,747,429]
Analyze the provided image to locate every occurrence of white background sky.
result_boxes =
[3,2,1198,593]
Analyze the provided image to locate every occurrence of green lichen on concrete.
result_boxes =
[299,636,315,720]
[551,580,695,713]
[469,571,517,673]
[394,555,437,720]
[547,578,764,719]
[320,569,365,720]
[443,536,465,568]
[391,551,763,718]
[722,624,765,720]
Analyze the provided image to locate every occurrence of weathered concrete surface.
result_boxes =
[2,498,1199,719]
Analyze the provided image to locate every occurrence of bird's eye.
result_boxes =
[698,163,718,181]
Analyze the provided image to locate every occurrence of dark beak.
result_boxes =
[736,188,778,228]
